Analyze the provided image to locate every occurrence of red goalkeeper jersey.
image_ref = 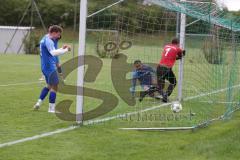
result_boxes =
[159,44,183,68]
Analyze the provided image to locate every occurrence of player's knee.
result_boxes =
[53,85,58,92]
[50,88,57,93]
[49,85,58,92]
[47,85,51,90]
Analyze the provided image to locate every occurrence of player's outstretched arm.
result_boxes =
[50,46,71,56]
[130,72,138,97]
[50,48,69,56]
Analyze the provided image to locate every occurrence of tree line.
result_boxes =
[0,0,179,32]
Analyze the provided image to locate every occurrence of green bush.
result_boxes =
[23,32,41,54]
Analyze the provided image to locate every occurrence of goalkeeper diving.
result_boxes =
[138,38,186,103]
[130,60,161,101]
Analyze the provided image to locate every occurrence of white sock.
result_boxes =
[49,103,55,111]
[36,99,42,106]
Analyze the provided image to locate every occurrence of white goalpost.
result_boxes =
[178,0,186,102]
[76,0,123,124]
[77,0,87,124]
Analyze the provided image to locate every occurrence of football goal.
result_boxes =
[72,0,240,130]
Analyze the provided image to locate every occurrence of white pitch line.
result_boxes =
[0,81,44,87]
[120,127,195,131]
[0,127,77,148]
[0,84,240,148]
[200,101,239,104]
[184,84,240,101]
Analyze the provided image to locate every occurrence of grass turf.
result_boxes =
[0,37,240,159]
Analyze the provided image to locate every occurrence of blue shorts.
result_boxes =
[43,70,59,85]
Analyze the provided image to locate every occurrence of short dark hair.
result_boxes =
[172,38,179,44]
[49,25,63,33]
[134,60,141,65]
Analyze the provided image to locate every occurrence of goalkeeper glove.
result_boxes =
[129,87,135,97]
[182,50,186,56]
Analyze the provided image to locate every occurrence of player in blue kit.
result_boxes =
[33,25,71,113]
[39,27,63,81]
[39,37,63,80]
[130,60,161,101]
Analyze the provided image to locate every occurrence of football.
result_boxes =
[171,101,182,113]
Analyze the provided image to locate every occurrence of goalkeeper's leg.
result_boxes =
[139,86,158,102]
[166,70,177,97]
[157,65,168,96]
[157,65,171,103]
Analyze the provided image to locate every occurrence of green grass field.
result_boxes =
[0,33,240,159]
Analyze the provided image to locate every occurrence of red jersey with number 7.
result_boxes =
[159,44,183,68]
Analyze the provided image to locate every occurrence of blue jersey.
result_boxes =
[40,34,57,75]
[131,65,155,92]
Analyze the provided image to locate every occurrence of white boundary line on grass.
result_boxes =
[0,84,240,148]
[0,127,77,148]
[199,101,239,104]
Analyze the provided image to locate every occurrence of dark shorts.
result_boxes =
[157,65,176,85]
[44,70,59,85]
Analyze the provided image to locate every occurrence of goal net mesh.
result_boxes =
[81,0,240,129]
